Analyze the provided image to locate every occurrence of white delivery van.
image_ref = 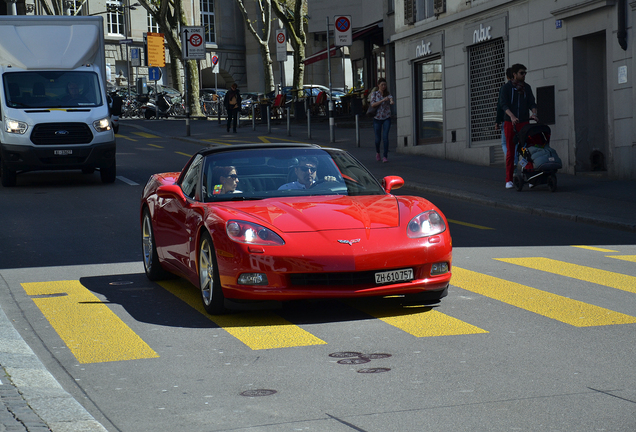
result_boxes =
[0,16,116,187]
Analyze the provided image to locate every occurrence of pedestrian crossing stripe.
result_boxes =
[132,131,159,138]
[451,267,636,327]
[571,246,619,253]
[607,255,636,263]
[157,279,327,350]
[496,258,636,295]
[353,300,488,338]
[22,281,159,364]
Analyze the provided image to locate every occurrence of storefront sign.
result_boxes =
[464,15,507,47]
[410,34,443,60]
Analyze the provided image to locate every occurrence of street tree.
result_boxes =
[233,0,275,94]
[272,0,308,93]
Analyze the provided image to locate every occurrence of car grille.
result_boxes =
[290,271,378,287]
[30,123,93,145]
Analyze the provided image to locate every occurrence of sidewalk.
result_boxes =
[126,115,636,232]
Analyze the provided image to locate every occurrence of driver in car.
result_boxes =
[278,157,337,190]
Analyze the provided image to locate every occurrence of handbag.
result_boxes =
[366,104,377,117]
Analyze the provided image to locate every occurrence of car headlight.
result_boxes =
[407,210,446,238]
[5,118,28,134]
[93,118,111,132]
[226,220,285,246]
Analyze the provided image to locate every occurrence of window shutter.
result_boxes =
[434,0,446,15]
[404,0,416,25]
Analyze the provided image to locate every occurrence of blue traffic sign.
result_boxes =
[148,67,162,81]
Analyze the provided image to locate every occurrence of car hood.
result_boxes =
[219,195,400,233]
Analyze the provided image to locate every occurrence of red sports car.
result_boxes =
[141,144,452,314]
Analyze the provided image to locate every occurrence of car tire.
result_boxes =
[141,209,171,281]
[100,162,116,184]
[1,159,17,187]
[199,232,226,315]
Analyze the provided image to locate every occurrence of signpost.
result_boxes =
[146,32,166,68]
[334,15,352,46]
[276,29,287,96]
[181,27,206,137]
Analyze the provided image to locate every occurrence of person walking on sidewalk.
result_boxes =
[369,78,394,163]
[495,68,513,159]
[224,83,241,133]
[498,63,538,188]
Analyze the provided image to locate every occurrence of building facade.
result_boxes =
[392,0,636,179]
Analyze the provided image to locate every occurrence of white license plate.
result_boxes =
[375,268,414,284]
[54,150,73,155]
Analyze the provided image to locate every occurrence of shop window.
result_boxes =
[468,37,505,144]
[416,57,443,145]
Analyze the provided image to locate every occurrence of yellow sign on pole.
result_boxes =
[147,32,166,67]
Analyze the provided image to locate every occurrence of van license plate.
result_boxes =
[54,150,73,155]
[375,268,414,284]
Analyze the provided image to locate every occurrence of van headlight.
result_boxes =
[5,118,28,134]
[93,118,111,132]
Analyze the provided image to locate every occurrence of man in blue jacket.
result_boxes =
[498,63,538,188]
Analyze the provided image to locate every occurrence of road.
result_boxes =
[1,128,635,432]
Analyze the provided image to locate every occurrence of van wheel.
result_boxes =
[1,160,17,187]
[100,162,116,183]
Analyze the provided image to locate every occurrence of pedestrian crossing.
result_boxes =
[21,246,636,361]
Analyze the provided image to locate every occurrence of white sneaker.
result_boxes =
[505,181,514,189]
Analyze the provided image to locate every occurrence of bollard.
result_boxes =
[355,114,360,147]
[267,106,271,133]
[252,104,256,131]
[287,107,291,136]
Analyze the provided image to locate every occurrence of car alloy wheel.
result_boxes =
[199,232,225,314]
[141,209,169,281]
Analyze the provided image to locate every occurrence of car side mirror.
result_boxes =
[156,184,185,201]
[382,176,404,193]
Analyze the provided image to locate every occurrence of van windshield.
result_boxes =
[3,71,103,108]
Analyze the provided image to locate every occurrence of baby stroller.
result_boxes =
[513,123,562,192]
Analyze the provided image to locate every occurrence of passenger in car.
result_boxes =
[278,157,337,190]
[211,166,241,194]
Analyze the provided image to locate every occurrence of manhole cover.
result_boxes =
[361,353,392,360]
[239,389,277,397]
[337,358,370,365]
[329,352,363,358]
[357,368,391,374]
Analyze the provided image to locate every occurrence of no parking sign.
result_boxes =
[334,16,352,46]
[276,29,287,62]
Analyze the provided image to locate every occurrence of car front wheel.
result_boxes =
[142,209,170,280]
[199,232,226,315]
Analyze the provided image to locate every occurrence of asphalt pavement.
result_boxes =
[1,113,635,432]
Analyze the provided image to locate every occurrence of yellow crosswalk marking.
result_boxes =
[22,281,159,363]
[158,279,326,350]
[447,219,494,230]
[608,255,636,263]
[115,134,137,141]
[571,246,619,252]
[355,300,488,337]
[175,151,192,157]
[147,144,164,148]
[452,267,636,327]
[132,131,159,138]
[496,258,636,294]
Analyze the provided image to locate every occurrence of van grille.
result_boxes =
[30,123,93,145]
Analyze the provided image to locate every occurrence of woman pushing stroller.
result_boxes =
[498,63,538,189]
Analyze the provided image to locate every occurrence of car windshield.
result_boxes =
[198,147,385,202]
[3,71,103,108]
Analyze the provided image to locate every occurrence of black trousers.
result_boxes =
[227,107,239,131]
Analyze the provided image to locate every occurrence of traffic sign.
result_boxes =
[276,29,287,62]
[119,38,133,45]
[147,32,166,67]
[130,48,140,67]
[210,52,219,72]
[334,15,352,46]
[148,67,162,81]
[182,26,206,60]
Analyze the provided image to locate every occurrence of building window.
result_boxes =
[416,57,443,144]
[468,37,505,144]
[106,1,124,36]
[200,0,216,44]
[147,13,160,33]
[69,0,85,16]
[417,0,435,20]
